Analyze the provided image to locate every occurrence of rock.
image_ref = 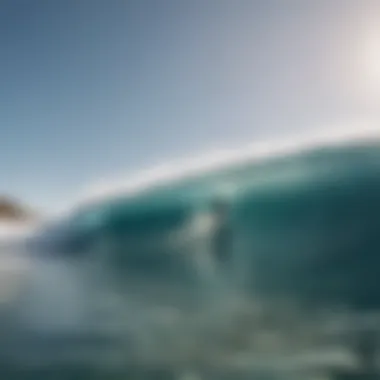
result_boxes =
[0,196,36,221]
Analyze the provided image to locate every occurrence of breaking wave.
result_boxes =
[3,125,380,378]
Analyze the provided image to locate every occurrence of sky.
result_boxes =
[1,0,380,212]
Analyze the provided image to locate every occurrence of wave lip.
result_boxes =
[76,121,380,212]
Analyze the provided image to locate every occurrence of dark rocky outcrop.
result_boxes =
[0,196,36,221]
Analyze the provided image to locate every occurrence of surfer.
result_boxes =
[169,197,234,293]
[208,198,233,273]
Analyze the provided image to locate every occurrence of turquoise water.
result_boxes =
[67,142,380,310]
[8,141,380,378]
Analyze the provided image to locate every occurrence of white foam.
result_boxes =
[0,222,38,242]
[74,121,380,212]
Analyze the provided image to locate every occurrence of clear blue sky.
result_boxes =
[1,0,379,211]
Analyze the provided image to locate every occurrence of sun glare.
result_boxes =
[359,15,380,99]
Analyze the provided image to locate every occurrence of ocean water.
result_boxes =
[2,141,380,379]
